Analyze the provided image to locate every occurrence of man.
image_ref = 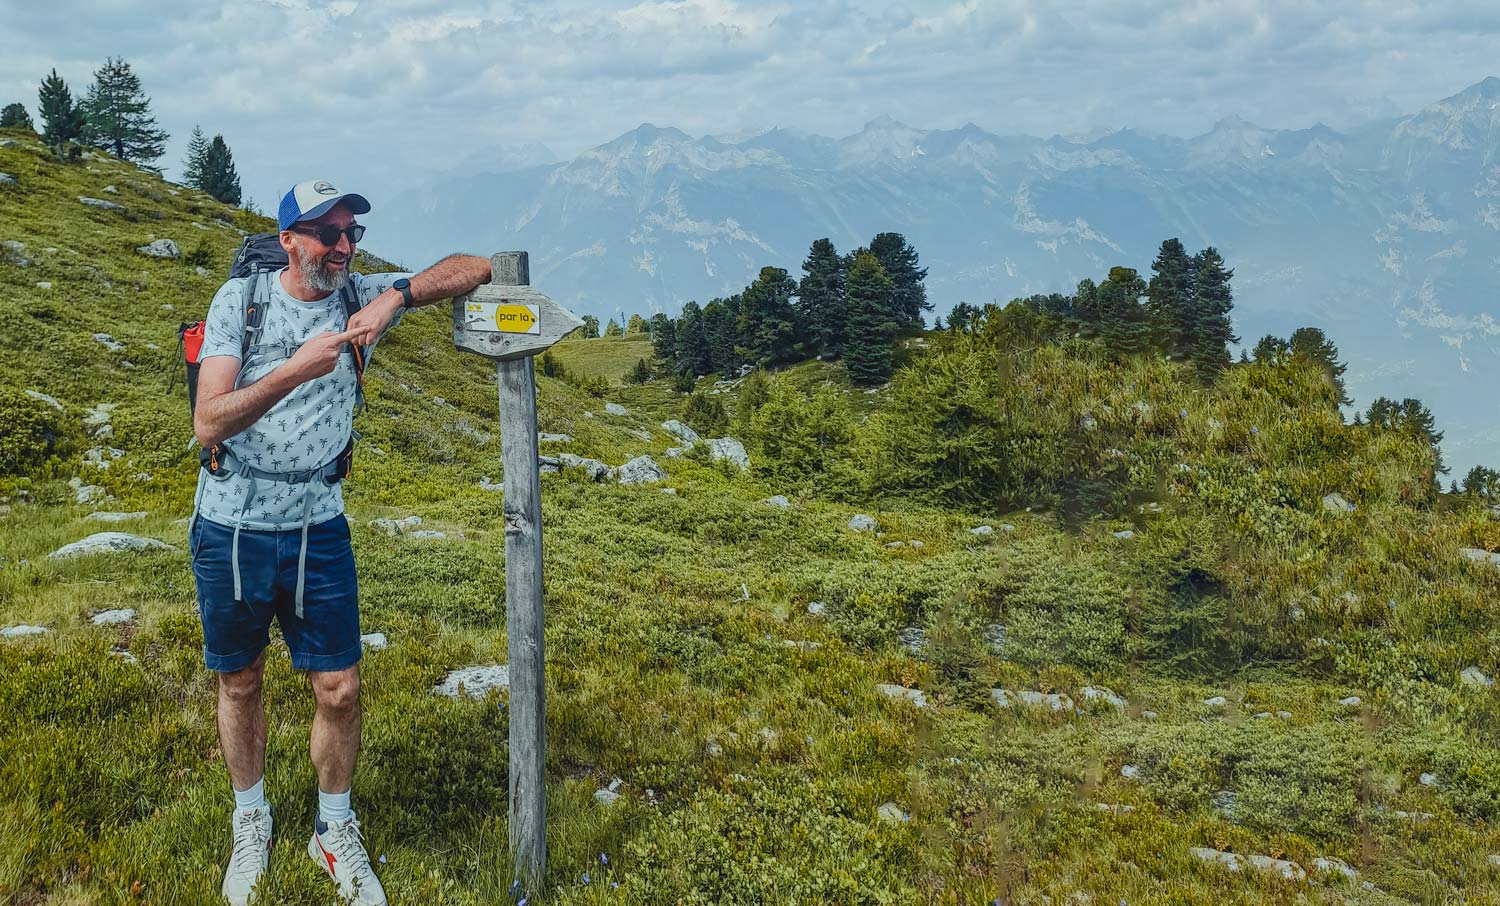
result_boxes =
[190,179,491,905]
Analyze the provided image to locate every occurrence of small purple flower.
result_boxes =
[1250,426,1259,435]
[519,898,528,906]
[583,873,591,884]
[378,854,387,864]
[508,879,521,898]
[612,881,620,889]
[600,852,609,866]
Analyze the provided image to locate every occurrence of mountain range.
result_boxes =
[378,78,1500,478]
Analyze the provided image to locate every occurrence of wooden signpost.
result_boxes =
[453,251,583,882]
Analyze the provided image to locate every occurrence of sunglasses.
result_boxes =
[290,223,366,246]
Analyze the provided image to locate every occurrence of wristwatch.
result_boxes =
[393,278,416,310]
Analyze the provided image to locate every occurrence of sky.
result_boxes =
[4,0,1500,219]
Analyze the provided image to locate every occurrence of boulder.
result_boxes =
[897,627,926,656]
[1419,772,1438,787]
[83,403,115,435]
[24,389,61,411]
[433,665,509,699]
[69,478,105,504]
[848,514,877,532]
[1460,666,1494,688]
[1311,857,1359,881]
[408,530,448,540]
[876,802,910,824]
[85,511,147,522]
[361,632,388,651]
[91,608,135,625]
[1140,710,1158,720]
[1202,696,1228,707]
[982,624,1006,654]
[999,523,1016,532]
[661,420,700,444]
[1212,790,1238,818]
[604,402,629,417]
[1459,547,1500,568]
[371,515,423,536]
[1113,529,1136,540]
[1017,690,1074,712]
[806,601,828,617]
[705,437,749,471]
[594,777,624,806]
[79,196,125,212]
[93,333,125,351]
[1081,686,1128,713]
[3,239,28,265]
[875,683,927,708]
[2,625,49,639]
[0,172,14,186]
[969,525,994,536]
[135,237,180,258]
[478,476,502,492]
[1322,492,1356,514]
[1337,695,1362,707]
[537,432,572,443]
[50,532,173,559]
[613,455,666,485]
[556,453,610,482]
[762,495,791,509]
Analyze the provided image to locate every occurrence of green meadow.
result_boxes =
[2,127,1499,905]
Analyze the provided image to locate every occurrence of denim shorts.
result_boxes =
[190,514,362,673]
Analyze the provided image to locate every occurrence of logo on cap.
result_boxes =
[313,181,338,195]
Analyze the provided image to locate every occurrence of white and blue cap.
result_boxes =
[277,179,371,231]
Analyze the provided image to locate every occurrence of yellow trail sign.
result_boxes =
[465,301,541,335]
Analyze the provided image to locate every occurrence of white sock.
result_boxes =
[318,788,352,825]
[233,777,267,813]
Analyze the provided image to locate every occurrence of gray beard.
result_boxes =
[295,244,350,294]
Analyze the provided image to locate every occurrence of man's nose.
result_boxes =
[334,232,354,254]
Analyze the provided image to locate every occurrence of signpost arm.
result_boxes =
[493,251,548,881]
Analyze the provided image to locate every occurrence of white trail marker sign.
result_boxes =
[452,251,583,882]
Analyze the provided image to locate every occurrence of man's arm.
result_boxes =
[193,329,358,448]
[344,254,493,346]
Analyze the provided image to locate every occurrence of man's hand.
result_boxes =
[286,328,360,383]
[345,291,401,347]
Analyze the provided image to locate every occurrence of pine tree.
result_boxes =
[605,318,623,337]
[797,238,847,357]
[200,135,241,205]
[1288,326,1351,405]
[704,296,741,376]
[625,313,647,335]
[580,315,600,339]
[1146,238,1194,356]
[1185,247,1238,380]
[79,57,168,169]
[674,302,711,375]
[1095,266,1150,357]
[869,232,929,324]
[182,125,208,188]
[736,266,799,365]
[37,69,86,149]
[650,315,677,362]
[843,251,896,385]
[626,358,652,383]
[0,103,32,129]
[1252,334,1291,364]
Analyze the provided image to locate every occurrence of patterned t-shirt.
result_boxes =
[192,268,411,531]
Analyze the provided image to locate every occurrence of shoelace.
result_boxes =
[325,817,373,879]
[230,810,270,874]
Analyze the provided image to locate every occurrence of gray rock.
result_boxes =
[704,740,723,758]
[1140,710,1158,720]
[91,608,135,625]
[371,515,423,536]
[2,239,27,265]
[969,524,994,536]
[661,419,700,444]
[0,172,14,186]
[85,511,147,522]
[1287,603,1305,622]
[1245,854,1306,881]
[1113,529,1136,540]
[848,514,877,532]
[908,539,924,549]
[195,266,211,277]
[875,683,927,708]
[594,776,624,806]
[1488,854,1500,868]
[2,625,49,639]
[79,196,125,212]
[884,541,905,549]
[999,523,1016,532]
[1120,764,1140,780]
[1459,547,1500,568]
[1419,772,1438,786]
[783,640,821,652]
[1460,666,1494,688]
[1096,803,1135,815]
[34,282,51,289]
[538,432,572,444]
[705,437,749,471]
[24,390,62,411]
[604,402,629,416]
[69,478,105,504]
[93,334,125,352]
[990,689,1013,708]
[1081,685,1127,713]
[50,533,174,559]
[806,601,827,617]
[659,487,677,495]
[555,453,610,481]
[408,530,448,540]
[1312,857,1359,881]
[763,495,791,509]
[897,627,926,656]
[1017,690,1074,712]
[983,624,1006,654]
[433,665,509,698]
[102,184,118,194]
[1277,710,1293,719]
[1212,790,1238,819]
[664,444,693,458]
[0,139,16,147]
[1322,492,1356,514]
[613,454,666,485]
[361,632,388,650]
[1338,696,1362,707]
[1202,696,1228,707]
[876,802,910,824]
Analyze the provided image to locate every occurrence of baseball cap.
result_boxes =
[277,179,371,231]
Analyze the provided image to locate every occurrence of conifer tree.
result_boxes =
[1185,247,1238,380]
[1288,326,1351,405]
[182,125,208,188]
[37,69,86,149]
[1072,278,1101,332]
[1095,266,1150,357]
[605,318,623,337]
[650,315,676,361]
[1460,465,1500,502]
[869,232,929,324]
[200,135,241,205]
[1146,238,1194,356]
[1252,334,1291,363]
[0,103,32,129]
[797,238,846,357]
[704,296,741,376]
[843,251,897,385]
[80,57,168,169]
[626,313,647,335]
[580,315,600,338]
[737,266,799,365]
[674,302,711,375]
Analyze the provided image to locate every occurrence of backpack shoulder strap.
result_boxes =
[232,273,272,391]
[338,281,367,415]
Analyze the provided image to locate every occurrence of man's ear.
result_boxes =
[278,230,296,256]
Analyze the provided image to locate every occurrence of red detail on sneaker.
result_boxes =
[317,835,338,874]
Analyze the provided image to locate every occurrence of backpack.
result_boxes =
[175,232,366,478]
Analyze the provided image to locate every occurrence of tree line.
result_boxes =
[2,58,243,205]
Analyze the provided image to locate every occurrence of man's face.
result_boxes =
[283,202,357,293]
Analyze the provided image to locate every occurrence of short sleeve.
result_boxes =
[350,270,415,342]
[200,278,249,360]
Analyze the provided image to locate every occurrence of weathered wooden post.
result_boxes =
[452,251,583,882]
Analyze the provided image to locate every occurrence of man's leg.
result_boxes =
[308,665,361,798]
[219,650,269,791]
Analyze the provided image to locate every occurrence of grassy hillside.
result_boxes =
[2,127,1500,905]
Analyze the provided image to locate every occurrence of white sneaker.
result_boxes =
[222,805,273,905]
[308,814,388,905]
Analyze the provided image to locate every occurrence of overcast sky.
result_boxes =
[4,0,1498,216]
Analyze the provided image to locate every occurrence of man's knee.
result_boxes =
[218,652,266,704]
[311,666,360,715]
